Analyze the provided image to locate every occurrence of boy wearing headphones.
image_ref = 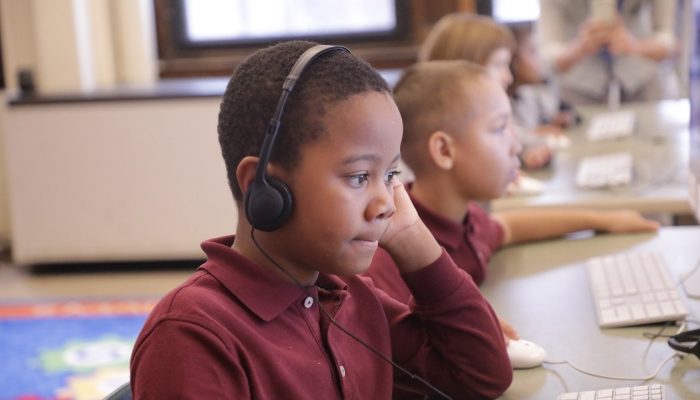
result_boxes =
[130,41,512,399]
[364,60,659,341]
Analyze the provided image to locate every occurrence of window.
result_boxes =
[154,0,475,77]
[179,0,399,45]
[491,0,540,23]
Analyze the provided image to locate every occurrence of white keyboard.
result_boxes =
[586,110,636,141]
[586,252,688,328]
[558,384,665,400]
[576,152,633,188]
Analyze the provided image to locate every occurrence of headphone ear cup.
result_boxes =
[245,177,294,232]
[668,335,692,353]
[668,329,700,357]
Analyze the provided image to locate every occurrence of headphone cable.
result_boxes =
[543,322,687,381]
[250,227,453,400]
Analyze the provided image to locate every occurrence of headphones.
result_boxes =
[244,44,351,232]
[668,328,700,359]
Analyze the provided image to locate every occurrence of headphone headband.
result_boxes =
[246,44,351,231]
[254,45,351,186]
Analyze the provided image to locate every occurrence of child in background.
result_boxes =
[419,12,554,171]
[364,60,659,342]
[508,22,580,135]
[130,41,512,399]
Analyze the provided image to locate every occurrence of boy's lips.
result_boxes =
[509,168,519,183]
[352,236,381,248]
[351,239,379,255]
[354,237,380,244]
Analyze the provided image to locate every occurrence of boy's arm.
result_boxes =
[492,208,660,246]
[373,252,512,399]
[375,180,512,398]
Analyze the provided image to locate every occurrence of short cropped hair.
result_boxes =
[419,13,516,65]
[218,40,390,201]
[393,60,490,176]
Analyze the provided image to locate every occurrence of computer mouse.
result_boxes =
[507,339,546,369]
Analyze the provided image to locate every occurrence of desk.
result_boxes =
[492,99,691,215]
[481,226,700,399]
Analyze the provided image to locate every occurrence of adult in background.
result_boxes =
[538,0,679,105]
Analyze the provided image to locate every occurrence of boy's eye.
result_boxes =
[493,123,508,135]
[347,173,369,187]
[384,170,401,185]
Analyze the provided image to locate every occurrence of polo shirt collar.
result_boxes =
[407,186,469,251]
[198,235,348,322]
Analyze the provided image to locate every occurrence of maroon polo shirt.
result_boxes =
[130,235,511,399]
[365,194,503,304]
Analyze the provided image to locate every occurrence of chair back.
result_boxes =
[104,382,131,400]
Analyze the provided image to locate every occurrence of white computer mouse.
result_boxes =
[507,339,546,369]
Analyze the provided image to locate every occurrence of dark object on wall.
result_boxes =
[18,69,35,94]
[476,0,493,16]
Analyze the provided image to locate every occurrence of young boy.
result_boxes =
[364,60,659,340]
[419,12,554,170]
[129,41,512,399]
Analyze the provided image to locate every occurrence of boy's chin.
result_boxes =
[332,259,374,277]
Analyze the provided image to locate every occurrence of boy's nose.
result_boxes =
[509,125,523,155]
[366,183,395,221]
[504,70,514,88]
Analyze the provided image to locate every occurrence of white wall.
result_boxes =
[0,0,36,92]
[3,97,237,263]
[0,0,164,262]
[1,0,157,94]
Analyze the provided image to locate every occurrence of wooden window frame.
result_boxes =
[153,0,475,78]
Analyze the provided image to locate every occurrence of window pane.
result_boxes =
[492,0,540,23]
[183,0,397,42]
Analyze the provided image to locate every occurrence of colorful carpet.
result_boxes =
[0,299,156,400]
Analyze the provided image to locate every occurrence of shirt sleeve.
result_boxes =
[371,250,512,399]
[130,318,249,399]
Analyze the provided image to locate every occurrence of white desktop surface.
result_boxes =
[481,226,700,400]
[492,99,691,214]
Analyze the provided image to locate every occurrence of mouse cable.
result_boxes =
[543,353,682,381]
[543,322,686,381]
[250,227,453,400]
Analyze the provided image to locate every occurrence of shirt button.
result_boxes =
[339,365,346,378]
[303,296,314,308]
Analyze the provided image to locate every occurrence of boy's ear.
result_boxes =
[427,131,455,170]
[236,156,260,195]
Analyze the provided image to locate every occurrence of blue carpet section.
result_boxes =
[0,315,146,400]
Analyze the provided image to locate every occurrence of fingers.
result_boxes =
[499,317,520,344]
[392,175,403,190]
[606,212,661,233]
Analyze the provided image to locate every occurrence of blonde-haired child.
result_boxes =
[365,59,659,344]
